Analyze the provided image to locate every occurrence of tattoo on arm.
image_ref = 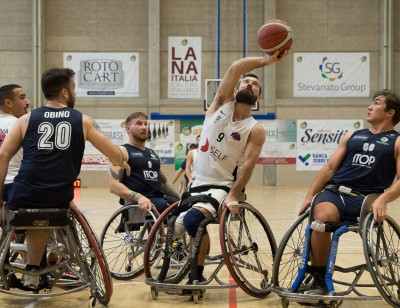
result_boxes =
[89,117,106,137]
[110,167,124,181]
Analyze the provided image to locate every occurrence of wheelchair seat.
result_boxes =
[3,206,69,227]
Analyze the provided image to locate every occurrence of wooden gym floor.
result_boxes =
[0,186,398,308]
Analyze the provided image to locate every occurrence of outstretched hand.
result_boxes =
[266,49,290,64]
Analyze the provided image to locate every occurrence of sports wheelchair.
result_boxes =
[0,204,112,307]
[143,192,277,303]
[272,192,400,308]
[99,202,164,280]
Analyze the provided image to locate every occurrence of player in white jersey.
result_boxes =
[175,50,289,288]
[0,84,30,200]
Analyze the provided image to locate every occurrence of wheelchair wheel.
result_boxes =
[363,212,400,308]
[272,211,311,291]
[143,201,190,283]
[100,204,159,280]
[69,207,112,305]
[220,203,277,298]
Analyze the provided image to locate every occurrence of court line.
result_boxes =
[228,230,237,308]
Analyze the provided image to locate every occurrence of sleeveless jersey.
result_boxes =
[329,128,400,194]
[189,149,198,179]
[193,101,258,188]
[121,144,164,198]
[8,107,85,209]
[0,114,22,184]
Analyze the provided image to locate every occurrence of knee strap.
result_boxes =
[174,193,221,216]
[183,209,206,238]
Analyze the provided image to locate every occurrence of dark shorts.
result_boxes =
[149,196,178,214]
[183,207,206,238]
[315,186,365,222]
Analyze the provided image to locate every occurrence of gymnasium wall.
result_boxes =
[0,0,399,187]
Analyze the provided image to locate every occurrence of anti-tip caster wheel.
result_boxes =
[151,286,158,300]
[192,291,199,304]
[282,297,289,308]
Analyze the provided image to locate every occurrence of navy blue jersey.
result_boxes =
[8,107,85,209]
[121,144,163,198]
[329,129,399,194]
[180,159,189,184]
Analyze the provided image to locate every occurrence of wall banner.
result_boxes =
[63,52,139,97]
[81,119,175,171]
[296,119,363,171]
[258,120,297,164]
[168,37,201,98]
[294,53,369,97]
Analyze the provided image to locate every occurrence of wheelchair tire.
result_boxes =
[272,210,311,291]
[220,203,277,298]
[70,207,112,305]
[143,201,190,283]
[363,212,400,308]
[100,204,159,280]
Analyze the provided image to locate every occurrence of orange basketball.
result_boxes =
[257,19,293,55]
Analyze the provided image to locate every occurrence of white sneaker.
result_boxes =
[23,269,39,288]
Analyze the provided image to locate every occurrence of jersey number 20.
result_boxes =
[38,122,71,150]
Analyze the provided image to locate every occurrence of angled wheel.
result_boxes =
[100,204,159,280]
[363,212,400,308]
[220,202,277,298]
[69,207,112,305]
[272,211,311,291]
[143,201,190,283]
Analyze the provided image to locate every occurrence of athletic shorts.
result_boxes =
[315,186,365,222]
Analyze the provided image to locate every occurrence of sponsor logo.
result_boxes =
[220,110,227,115]
[200,138,209,152]
[231,132,241,141]
[353,135,368,140]
[210,146,228,161]
[377,137,389,145]
[143,170,158,180]
[79,59,123,89]
[214,115,222,123]
[298,153,311,166]
[352,153,375,167]
[300,129,347,145]
[319,57,343,82]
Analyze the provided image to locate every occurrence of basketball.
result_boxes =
[257,19,293,55]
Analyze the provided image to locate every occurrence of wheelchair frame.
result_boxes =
[0,206,112,307]
[99,203,160,280]
[272,193,400,308]
[143,200,277,303]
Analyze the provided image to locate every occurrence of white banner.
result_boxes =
[63,52,139,97]
[258,120,297,164]
[82,119,175,171]
[294,53,369,97]
[168,37,201,98]
[296,120,363,171]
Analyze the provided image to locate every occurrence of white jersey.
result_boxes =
[190,149,198,179]
[0,114,22,184]
[193,101,258,189]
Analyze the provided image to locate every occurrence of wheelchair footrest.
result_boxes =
[272,288,381,302]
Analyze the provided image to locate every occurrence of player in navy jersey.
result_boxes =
[0,68,130,288]
[298,90,400,295]
[108,112,180,214]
